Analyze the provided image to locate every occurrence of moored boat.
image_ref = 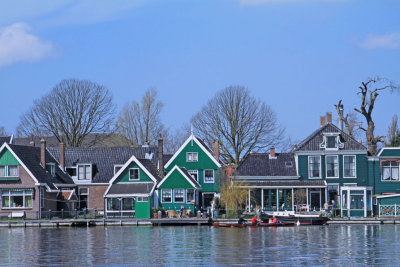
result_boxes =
[212,222,296,228]
[262,212,329,225]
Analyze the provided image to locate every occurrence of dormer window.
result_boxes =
[77,164,91,180]
[187,152,198,162]
[0,166,18,177]
[114,165,123,175]
[320,133,344,150]
[46,163,56,177]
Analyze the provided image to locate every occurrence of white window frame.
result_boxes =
[308,156,321,179]
[77,164,92,180]
[381,161,400,182]
[186,189,195,204]
[114,165,123,175]
[66,167,77,178]
[343,155,357,178]
[161,189,172,203]
[137,196,148,202]
[46,163,56,176]
[188,170,199,181]
[129,168,140,181]
[186,152,198,162]
[1,189,33,209]
[325,155,339,178]
[0,165,19,177]
[204,169,215,183]
[173,189,185,203]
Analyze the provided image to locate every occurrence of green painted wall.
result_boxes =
[297,154,368,186]
[116,162,153,183]
[158,168,194,189]
[165,138,220,193]
[135,197,151,219]
[379,149,400,157]
[0,149,20,166]
[372,158,400,195]
[378,196,400,205]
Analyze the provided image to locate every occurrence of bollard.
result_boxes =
[197,211,201,218]
[158,210,162,219]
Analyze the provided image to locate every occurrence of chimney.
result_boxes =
[213,140,220,161]
[60,142,65,171]
[225,165,235,184]
[320,116,326,127]
[338,104,344,131]
[326,112,332,124]
[270,146,276,159]
[29,135,35,147]
[40,138,46,168]
[158,134,164,178]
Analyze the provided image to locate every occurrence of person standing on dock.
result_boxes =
[180,205,184,218]
[331,200,336,216]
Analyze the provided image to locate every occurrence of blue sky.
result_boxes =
[0,0,399,145]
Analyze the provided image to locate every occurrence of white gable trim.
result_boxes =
[376,194,400,199]
[158,165,200,189]
[164,134,221,169]
[377,147,400,157]
[0,143,40,184]
[104,155,158,196]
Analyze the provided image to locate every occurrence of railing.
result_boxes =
[105,211,135,219]
[379,204,400,217]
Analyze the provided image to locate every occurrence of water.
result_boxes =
[0,225,399,266]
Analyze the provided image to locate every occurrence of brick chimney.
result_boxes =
[320,116,326,127]
[40,138,46,168]
[60,142,65,171]
[326,112,332,124]
[158,133,164,178]
[213,140,220,161]
[269,146,276,159]
[29,135,35,147]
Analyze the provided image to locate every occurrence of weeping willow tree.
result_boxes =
[220,181,248,218]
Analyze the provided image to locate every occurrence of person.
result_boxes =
[271,216,278,224]
[251,216,259,225]
[238,217,246,225]
[331,199,336,216]
[180,205,184,218]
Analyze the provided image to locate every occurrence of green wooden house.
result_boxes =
[294,118,372,217]
[157,165,201,214]
[164,133,222,209]
[104,155,161,219]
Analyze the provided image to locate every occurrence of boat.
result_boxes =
[212,222,296,228]
[262,212,329,225]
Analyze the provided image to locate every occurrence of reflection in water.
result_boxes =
[0,225,399,265]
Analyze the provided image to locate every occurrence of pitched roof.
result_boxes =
[0,136,12,145]
[294,123,366,152]
[107,183,155,195]
[137,158,162,182]
[158,165,201,189]
[179,167,201,188]
[8,144,74,189]
[235,180,327,188]
[48,146,159,183]
[235,152,297,177]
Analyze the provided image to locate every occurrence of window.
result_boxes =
[326,156,338,178]
[122,198,135,210]
[1,189,33,209]
[66,167,77,177]
[174,189,184,203]
[77,164,91,180]
[320,134,343,150]
[308,156,321,178]
[188,170,198,181]
[350,191,364,210]
[161,189,172,203]
[326,136,337,149]
[78,188,89,209]
[204,170,214,183]
[0,165,19,177]
[285,162,293,168]
[129,168,140,180]
[344,156,356,178]
[382,161,400,181]
[186,152,198,162]
[46,163,56,176]
[137,196,148,202]
[114,165,123,175]
[186,189,195,203]
[107,198,120,211]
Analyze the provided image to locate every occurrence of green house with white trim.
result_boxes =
[104,155,161,219]
[164,133,222,209]
[157,166,201,214]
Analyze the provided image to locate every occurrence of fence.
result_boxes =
[379,204,400,217]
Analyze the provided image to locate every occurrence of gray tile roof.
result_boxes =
[236,180,326,187]
[179,167,201,188]
[107,183,154,195]
[48,146,159,183]
[294,123,366,152]
[0,136,12,145]
[8,144,74,189]
[137,158,162,182]
[235,153,297,177]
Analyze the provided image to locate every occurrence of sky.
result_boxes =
[0,0,399,147]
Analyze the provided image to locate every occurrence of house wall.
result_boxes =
[378,196,400,205]
[117,162,153,183]
[77,185,108,210]
[135,197,151,219]
[371,151,400,195]
[165,139,220,193]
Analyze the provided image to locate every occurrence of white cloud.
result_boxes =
[358,33,400,50]
[0,23,53,67]
[239,0,346,5]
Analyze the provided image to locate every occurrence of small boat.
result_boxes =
[262,212,329,225]
[212,222,296,228]
[212,222,247,228]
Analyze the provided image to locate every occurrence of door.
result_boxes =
[310,191,321,211]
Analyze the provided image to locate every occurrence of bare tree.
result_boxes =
[192,86,284,166]
[354,78,398,155]
[0,126,7,136]
[387,114,398,145]
[163,124,191,154]
[334,100,362,140]
[17,79,115,147]
[115,88,165,146]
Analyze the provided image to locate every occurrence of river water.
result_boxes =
[0,224,399,266]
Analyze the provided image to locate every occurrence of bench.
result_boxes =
[8,211,25,219]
